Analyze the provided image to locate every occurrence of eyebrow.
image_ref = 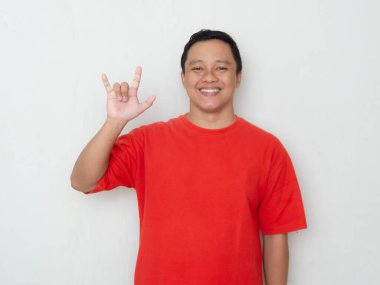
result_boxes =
[188,60,232,65]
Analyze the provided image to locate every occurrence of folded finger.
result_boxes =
[121,82,129,97]
[113,83,121,98]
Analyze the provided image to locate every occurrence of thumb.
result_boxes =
[139,95,156,112]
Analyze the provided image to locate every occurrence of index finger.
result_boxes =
[130,66,142,90]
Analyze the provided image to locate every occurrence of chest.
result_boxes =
[145,133,267,211]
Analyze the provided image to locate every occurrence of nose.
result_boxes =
[202,69,218,82]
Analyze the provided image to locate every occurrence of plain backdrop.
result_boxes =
[1,0,379,284]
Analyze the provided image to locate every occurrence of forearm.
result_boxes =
[263,234,289,285]
[70,118,128,192]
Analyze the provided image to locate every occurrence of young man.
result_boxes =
[71,30,307,285]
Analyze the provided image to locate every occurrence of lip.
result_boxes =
[198,87,222,96]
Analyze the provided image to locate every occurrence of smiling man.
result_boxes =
[71,30,307,285]
[181,38,242,128]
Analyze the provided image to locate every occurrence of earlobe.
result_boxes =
[236,72,242,88]
[181,72,185,86]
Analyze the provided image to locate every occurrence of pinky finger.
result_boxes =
[101,74,113,94]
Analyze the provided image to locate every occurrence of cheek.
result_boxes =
[184,76,200,88]
[229,73,240,86]
[222,75,236,87]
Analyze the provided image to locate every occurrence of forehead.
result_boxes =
[186,39,235,64]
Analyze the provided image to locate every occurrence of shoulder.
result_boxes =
[120,115,182,138]
[138,116,179,132]
[238,117,284,148]
[238,117,294,167]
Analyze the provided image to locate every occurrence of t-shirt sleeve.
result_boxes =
[84,127,144,195]
[258,138,307,234]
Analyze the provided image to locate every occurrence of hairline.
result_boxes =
[181,30,242,75]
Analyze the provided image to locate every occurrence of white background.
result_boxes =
[1,0,379,284]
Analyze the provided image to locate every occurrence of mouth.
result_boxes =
[199,88,221,96]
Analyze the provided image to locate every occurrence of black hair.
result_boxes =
[181,29,242,74]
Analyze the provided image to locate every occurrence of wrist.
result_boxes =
[105,117,129,130]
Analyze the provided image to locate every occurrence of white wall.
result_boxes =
[1,0,379,284]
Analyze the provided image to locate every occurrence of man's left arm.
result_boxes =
[263,233,289,285]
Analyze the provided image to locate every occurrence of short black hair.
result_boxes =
[181,29,242,75]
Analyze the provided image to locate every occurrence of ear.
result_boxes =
[236,72,242,88]
[181,71,185,86]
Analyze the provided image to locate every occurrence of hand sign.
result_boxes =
[102,66,156,123]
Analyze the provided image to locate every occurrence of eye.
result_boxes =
[191,66,203,72]
[216,66,228,71]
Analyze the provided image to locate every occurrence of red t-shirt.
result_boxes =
[85,113,307,285]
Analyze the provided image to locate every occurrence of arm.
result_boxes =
[70,67,156,193]
[263,233,289,285]
[70,118,127,192]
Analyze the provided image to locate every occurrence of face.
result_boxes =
[181,39,242,115]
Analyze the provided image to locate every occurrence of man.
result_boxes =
[71,29,307,285]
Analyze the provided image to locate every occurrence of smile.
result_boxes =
[199,88,221,96]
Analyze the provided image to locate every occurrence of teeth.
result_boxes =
[200,88,220,93]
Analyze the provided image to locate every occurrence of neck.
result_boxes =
[187,108,237,130]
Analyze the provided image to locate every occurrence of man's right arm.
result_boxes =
[70,66,156,193]
[70,118,127,193]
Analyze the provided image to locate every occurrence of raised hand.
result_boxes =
[102,66,156,123]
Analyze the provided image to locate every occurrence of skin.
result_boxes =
[71,39,289,284]
[181,39,242,129]
[70,67,156,192]
[263,234,289,285]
